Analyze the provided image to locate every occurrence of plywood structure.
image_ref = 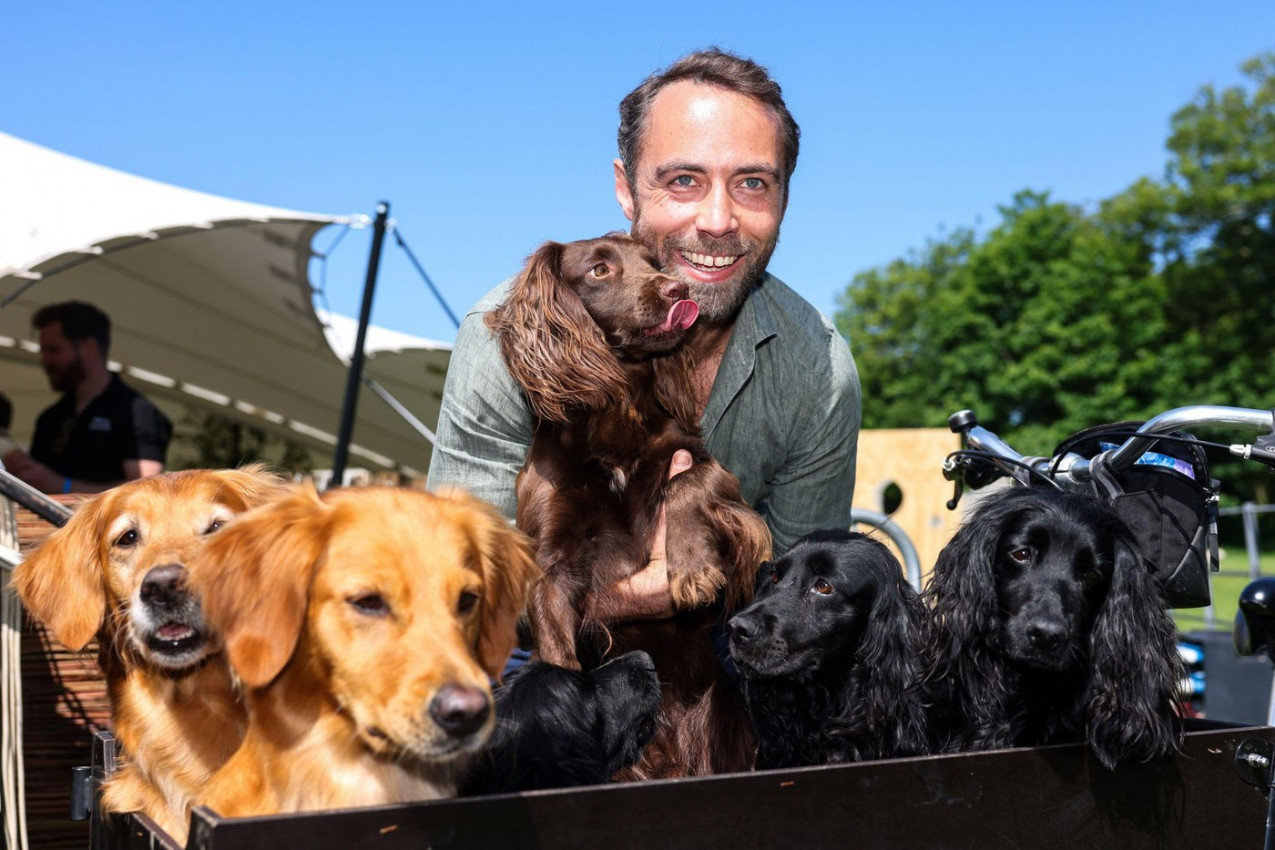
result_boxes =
[854,428,964,586]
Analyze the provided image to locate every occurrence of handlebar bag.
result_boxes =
[1053,422,1218,609]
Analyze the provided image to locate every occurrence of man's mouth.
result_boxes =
[681,250,742,270]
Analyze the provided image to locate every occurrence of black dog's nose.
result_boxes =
[429,684,491,738]
[728,613,760,642]
[139,564,187,608]
[1026,619,1067,652]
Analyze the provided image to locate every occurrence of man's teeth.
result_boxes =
[683,251,740,268]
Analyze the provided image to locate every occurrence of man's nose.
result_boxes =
[695,184,737,237]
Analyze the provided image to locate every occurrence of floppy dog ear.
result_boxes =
[13,497,108,651]
[451,490,541,679]
[925,496,1009,671]
[1086,531,1182,769]
[189,484,331,688]
[485,241,628,423]
[213,462,290,510]
[856,546,930,758]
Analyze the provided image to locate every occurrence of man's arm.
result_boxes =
[759,327,861,555]
[583,449,693,623]
[426,301,534,519]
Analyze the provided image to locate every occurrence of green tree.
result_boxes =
[838,191,1168,454]
[837,53,1275,502]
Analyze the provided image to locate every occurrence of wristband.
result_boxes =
[62,477,72,494]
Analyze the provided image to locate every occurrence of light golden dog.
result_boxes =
[188,484,539,818]
[12,465,288,842]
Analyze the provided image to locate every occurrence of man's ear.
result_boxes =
[614,159,635,222]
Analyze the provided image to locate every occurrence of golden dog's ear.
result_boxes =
[189,484,330,688]
[214,462,291,510]
[12,497,107,650]
[447,490,540,679]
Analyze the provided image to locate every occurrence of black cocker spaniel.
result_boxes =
[923,487,1183,770]
[728,530,932,769]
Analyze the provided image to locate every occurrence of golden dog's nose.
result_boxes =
[428,684,490,738]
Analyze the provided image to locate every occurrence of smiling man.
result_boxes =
[428,48,860,618]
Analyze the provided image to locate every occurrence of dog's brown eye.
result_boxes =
[458,591,480,616]
[114,529,139,548]
[590,262,611,278]
[813,578,834,595]
[349,593,389,617]
[204,519,225,535]
[1008,547,1032,564]
[1081,569,1104,585]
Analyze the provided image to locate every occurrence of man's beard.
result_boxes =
[45,352,85,393]
[631,215,778,324]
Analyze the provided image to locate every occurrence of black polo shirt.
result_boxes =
[30,374,172,484]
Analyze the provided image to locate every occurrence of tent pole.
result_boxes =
[329,201,389,489]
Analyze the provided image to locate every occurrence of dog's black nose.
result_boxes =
[1026,619,1067,652]
[728,613,759,642]
[429,684,491,738]
[139,564,187,608]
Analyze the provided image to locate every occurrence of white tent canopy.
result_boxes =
[0,132,450,476]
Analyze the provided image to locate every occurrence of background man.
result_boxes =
[428,47,860,618]
[3,300,172,494]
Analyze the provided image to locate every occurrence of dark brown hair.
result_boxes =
[617,47,800,192]
[32,300,111,357]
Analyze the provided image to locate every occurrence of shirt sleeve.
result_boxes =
[128,395,173,463]
[758,325,860,556]
[425,307,533,521]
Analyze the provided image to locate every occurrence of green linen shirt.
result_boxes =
[426,272,860,557]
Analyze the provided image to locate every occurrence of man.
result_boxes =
[3,301,172,494]
[428,48,860,617]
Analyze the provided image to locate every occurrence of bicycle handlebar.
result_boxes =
[944,405,1275,493]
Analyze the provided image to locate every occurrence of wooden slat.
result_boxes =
[17,496,105,850]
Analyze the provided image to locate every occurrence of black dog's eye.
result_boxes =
[113,529,139,548]
[590,262,611,278]
[812,578,834,596]
[1081,569,1104,585]
[349,593,390,617]
[458,591,481,616]
[1008,547,1032,565]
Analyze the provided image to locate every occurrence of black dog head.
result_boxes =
[926,487,1183,769]
[727,530,930,765]
[728,530,904,680]
[462,650,661,794]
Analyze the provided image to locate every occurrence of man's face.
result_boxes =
[38,322,87,393]
[615,81,786,324]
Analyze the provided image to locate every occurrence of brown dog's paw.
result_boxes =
[668,566,726,610]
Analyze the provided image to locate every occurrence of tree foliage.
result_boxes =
[836,53,1275,500]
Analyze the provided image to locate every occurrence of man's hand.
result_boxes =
[583,449,693,623]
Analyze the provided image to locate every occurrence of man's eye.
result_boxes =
[741,177,765,190]
[672,175,696,187]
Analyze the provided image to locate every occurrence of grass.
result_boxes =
[1172,549,1275,636]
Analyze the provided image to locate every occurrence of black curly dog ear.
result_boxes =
[855,549,930,758]
[1085,530,1183,770]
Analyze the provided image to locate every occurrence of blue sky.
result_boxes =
[6,3,1273,344]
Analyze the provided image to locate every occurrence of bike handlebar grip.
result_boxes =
[949,410,978,434]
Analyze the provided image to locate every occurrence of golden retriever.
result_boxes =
[11,465,288,842]
[188,484,539,818]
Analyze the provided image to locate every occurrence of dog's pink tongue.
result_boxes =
[666,299,699,331]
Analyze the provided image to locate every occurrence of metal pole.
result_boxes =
[329,201,389,489]
[1244,502,1262,580]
